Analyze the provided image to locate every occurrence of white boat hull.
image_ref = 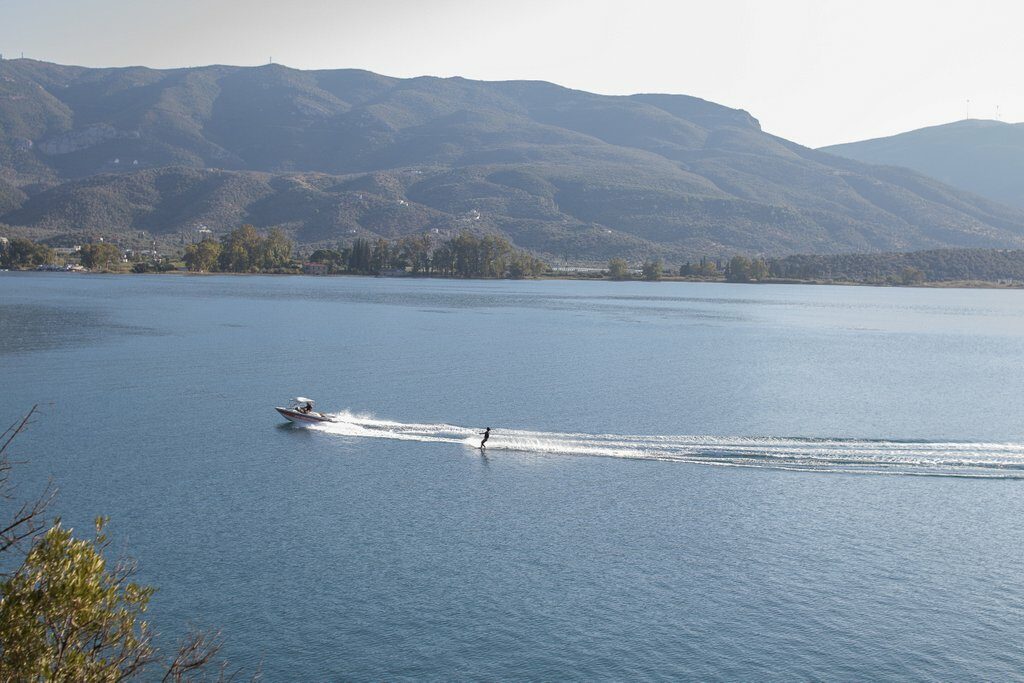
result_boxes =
[276,407,331,425]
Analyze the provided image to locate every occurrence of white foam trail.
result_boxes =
[308,411,1024,478]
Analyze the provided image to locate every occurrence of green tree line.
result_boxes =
[0,238,55,269]
[307,231,547,278]
[184,225,294,273]
[678,257,723,278]
[1,238,129,271]
[80,242,122,270]
[606,248,1024,285]
[764,249,1024,284]
[605,258,665,281]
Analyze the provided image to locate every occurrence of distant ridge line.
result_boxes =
[1,59,1023,260]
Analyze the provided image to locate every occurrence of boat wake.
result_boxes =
[310,411,1024,478]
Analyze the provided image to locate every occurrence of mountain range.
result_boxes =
[822,119,1024,211]
[2,59,1024,261]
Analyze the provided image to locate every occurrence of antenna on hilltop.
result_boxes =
[966,98,971,120]
[997,104,1001,121]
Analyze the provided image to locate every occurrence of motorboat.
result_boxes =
[276,397,332,425]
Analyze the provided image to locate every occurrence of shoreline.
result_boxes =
[6,268,1023,291]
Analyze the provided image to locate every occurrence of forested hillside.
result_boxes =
[3,59,1024,260]
[822,119,1024,210]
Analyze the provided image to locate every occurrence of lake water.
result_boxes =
[3,272,1024,680]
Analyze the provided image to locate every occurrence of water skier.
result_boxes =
[479,427,491,449]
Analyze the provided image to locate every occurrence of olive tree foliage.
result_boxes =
[340,231,545,278]
[80,243,122,270]
[900,266,926,285]
[725,255,769,282]
[1,238,55,269]
[607,258,630,281]
[397,235,432,274]
[217,225,263,273]
[641,260,663,281]
[0,519,157,680]
[308,249,346,267]
[0,407,251,682]
[439,232,541,278]
[258,229,292,272]
[191,225,295,273]
[183,239,222,272]
[679,258,720,277]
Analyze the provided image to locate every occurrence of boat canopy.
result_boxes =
[294,397,314,405]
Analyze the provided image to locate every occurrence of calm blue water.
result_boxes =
[3,272,1024,680]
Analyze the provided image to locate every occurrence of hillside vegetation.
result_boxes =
[3,59,1024,260]
[822,119,1024,211]
[768,248,1024,284]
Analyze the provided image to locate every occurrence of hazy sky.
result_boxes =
[1,0,1021,147]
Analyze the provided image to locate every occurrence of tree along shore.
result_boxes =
[7,231,1024,287]
[300,232,547,278]
[607,251,1024,287]
[4,227,549,279]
